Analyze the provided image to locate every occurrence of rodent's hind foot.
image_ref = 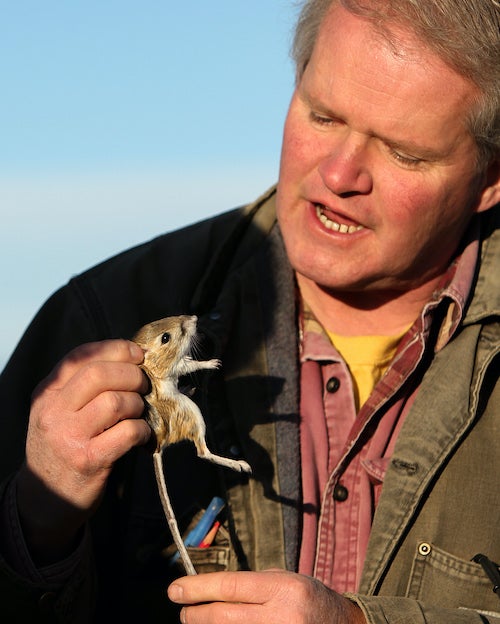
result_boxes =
[198,449,252,475]
[235,460,252,474]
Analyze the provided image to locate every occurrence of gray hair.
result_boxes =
[292,0,500,167]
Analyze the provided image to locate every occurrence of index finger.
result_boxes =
[168,571,281,606]
[39,339,144,390]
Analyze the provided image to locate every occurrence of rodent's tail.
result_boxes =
[153,451,197,576]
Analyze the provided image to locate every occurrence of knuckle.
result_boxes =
[102,390,124,416]
[30,391,64,433]
[295,577,314,601]
[32,413,52,438]
[121,417,151,446]
[110,338,134,359]
[101,390,144,421]
[72,449,93,475]
[272,574,319,619]
[219,572,240,601]
[30,402,53,433]
[79,361,105,388]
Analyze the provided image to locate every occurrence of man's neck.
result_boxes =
[297,274,440,336]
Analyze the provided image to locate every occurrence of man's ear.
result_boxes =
[476,159,500,213]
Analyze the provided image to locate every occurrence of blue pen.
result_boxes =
[169,496,225,564]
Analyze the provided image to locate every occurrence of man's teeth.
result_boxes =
[315,205,364,234]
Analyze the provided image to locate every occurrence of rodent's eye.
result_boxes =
[161,332,171,344]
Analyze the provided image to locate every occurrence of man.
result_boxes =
[0,0,499,622]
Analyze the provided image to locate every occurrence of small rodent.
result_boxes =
[133,314,251,575]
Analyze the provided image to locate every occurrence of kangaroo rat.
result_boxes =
[133,315,251,575]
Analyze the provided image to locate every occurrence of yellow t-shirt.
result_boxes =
[326,329,408,410]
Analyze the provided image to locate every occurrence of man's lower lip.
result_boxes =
[315,204,364,234]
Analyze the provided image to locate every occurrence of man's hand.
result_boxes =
[167,570,366,624]
[15,339,152,564]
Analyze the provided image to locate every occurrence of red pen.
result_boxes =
[199,521,221,548]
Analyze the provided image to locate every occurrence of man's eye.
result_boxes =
[390,148,423,168]
[310,111,334,126]
[161,332,171,344]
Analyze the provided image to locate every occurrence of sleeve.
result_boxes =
[0,283,105,622]
[0,477,96,623]
[348,594,500,624]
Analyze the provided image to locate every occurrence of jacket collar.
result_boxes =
[464,205,500,324]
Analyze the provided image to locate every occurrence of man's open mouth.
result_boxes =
[315,204,364,234]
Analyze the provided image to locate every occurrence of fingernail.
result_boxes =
[168,583,184,602]
[129,342,144,361]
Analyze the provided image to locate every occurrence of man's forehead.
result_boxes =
[317,2,435,63]
[301,4,479,159]
[312,3,477,103]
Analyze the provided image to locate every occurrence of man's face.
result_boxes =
[276,4,497,296]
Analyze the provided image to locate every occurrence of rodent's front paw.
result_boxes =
[207,358,221,369]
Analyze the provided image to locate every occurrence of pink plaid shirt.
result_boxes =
[298,232,479,593]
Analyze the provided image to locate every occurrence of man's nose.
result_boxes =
[318,132,373,197]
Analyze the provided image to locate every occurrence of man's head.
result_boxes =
[275,0,500,303]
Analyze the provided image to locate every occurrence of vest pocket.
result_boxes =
[406,542,499,612]
[185,544,230,573]
[165,523,232,575]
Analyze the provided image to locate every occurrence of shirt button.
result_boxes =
[326,377,341,393]
[333,484,349,502]
[418,542,432,556]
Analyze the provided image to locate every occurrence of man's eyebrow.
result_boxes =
[382,137,447,161]
[299,86,449,161]
[300,88,343,120]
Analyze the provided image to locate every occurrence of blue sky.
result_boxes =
[0,1,298,368]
